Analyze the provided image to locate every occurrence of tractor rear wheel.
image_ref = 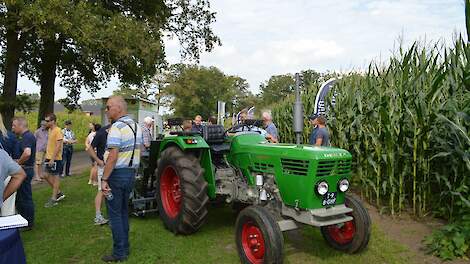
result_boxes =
[156,147,209,234]
[235,206,284,264]
[320,194,371,253]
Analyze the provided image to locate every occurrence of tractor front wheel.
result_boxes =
[235,206,284,264]
[320,194,371,253]
[156,147,209,234]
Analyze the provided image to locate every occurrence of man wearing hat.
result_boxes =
[308,113,330,146]
[62,120,77,177]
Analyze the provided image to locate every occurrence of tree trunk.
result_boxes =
[1,27,25,129]
[37,38,62,128]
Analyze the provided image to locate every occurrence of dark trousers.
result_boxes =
[16,167,35,227]
[105,169,135,258]
[62,146,73,176]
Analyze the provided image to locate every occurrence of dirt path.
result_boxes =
[364,199,467,264]
[33,151,92,187]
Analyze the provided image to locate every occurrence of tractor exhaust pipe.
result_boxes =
[293,73,303,145]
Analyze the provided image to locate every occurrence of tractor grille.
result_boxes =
[316,159,351,177]
[281,158,309,176]
[252,162,275,173]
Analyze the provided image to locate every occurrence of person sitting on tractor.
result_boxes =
[191,115,203,133]
[262,111,279,143]
[229,109,269,138]
[183,120,192,132]
[208,116,217,125]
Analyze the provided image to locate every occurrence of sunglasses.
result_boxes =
[44,119,51,122]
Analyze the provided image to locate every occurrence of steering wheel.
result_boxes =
[225,123,261,134]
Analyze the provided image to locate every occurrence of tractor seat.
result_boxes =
[202,125,230,153]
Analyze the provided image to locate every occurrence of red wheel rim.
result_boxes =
[160,166,182,218]
[326,220,355,245]
[241,221,265,264]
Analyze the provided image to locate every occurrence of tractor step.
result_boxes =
[277,219,298,231]
[132,208,159,217]
[132,196,157,203]
[282,204,354,227]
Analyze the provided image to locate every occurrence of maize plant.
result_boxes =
[272,37,470,220]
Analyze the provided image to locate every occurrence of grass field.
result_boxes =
[21,171,412,264]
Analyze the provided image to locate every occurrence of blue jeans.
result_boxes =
[16,167,35,227]
[62,146,73,176]
[105,169,135,258]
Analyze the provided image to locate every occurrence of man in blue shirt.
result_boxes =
[308,114,330,146]
[12,117,36,229]
[262,111,279,143]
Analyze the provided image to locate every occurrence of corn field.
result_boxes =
[272,37,470,220]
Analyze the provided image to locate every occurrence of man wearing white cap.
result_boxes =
[142,116,154,149]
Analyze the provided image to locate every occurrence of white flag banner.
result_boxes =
[314,78,337,116]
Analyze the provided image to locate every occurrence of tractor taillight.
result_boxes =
[185,138,198,144]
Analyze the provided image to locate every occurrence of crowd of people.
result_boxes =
[0,96,330,262]
[176,109,330,147]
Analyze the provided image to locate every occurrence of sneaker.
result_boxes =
[56,192,66,201]
[94,215,109,225]
[88,180,92,185]
[101,255,127,262]
[44,199,58,208]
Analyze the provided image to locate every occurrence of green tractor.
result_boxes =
[133,77,370,263]
[134,125,370,263]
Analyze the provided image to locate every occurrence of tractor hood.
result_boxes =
[227,133,352,210]
[229,133,351,160]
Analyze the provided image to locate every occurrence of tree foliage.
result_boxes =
[258,69,321,109]
[259,74,295,107]
[0,0,220,126]
[165,64,254,119]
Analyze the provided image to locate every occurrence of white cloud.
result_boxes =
[18,0,467,100]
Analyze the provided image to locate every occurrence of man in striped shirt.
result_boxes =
[101,96,143,262]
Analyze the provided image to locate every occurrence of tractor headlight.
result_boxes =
[338,179,350,192]
[316,181,329,195]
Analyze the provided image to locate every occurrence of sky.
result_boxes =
[19,0,466,102]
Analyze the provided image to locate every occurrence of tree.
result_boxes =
[81,99,100,106]
[301,69,321,88]
[112,84,144,99]
[226,76,259,114]
[165,64,249,119]
[259,74,295,107]
[0,1,30,127]
[1,0,220,127]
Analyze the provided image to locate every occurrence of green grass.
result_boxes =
[22,171,412,264]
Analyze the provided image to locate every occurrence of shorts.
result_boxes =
[44,159,64,176]
[97,166,104,191]
[35,151,45,165]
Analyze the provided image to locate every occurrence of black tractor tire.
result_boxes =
[320,194,371,253]
[155,147,209,235]
[235,206,284,264]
